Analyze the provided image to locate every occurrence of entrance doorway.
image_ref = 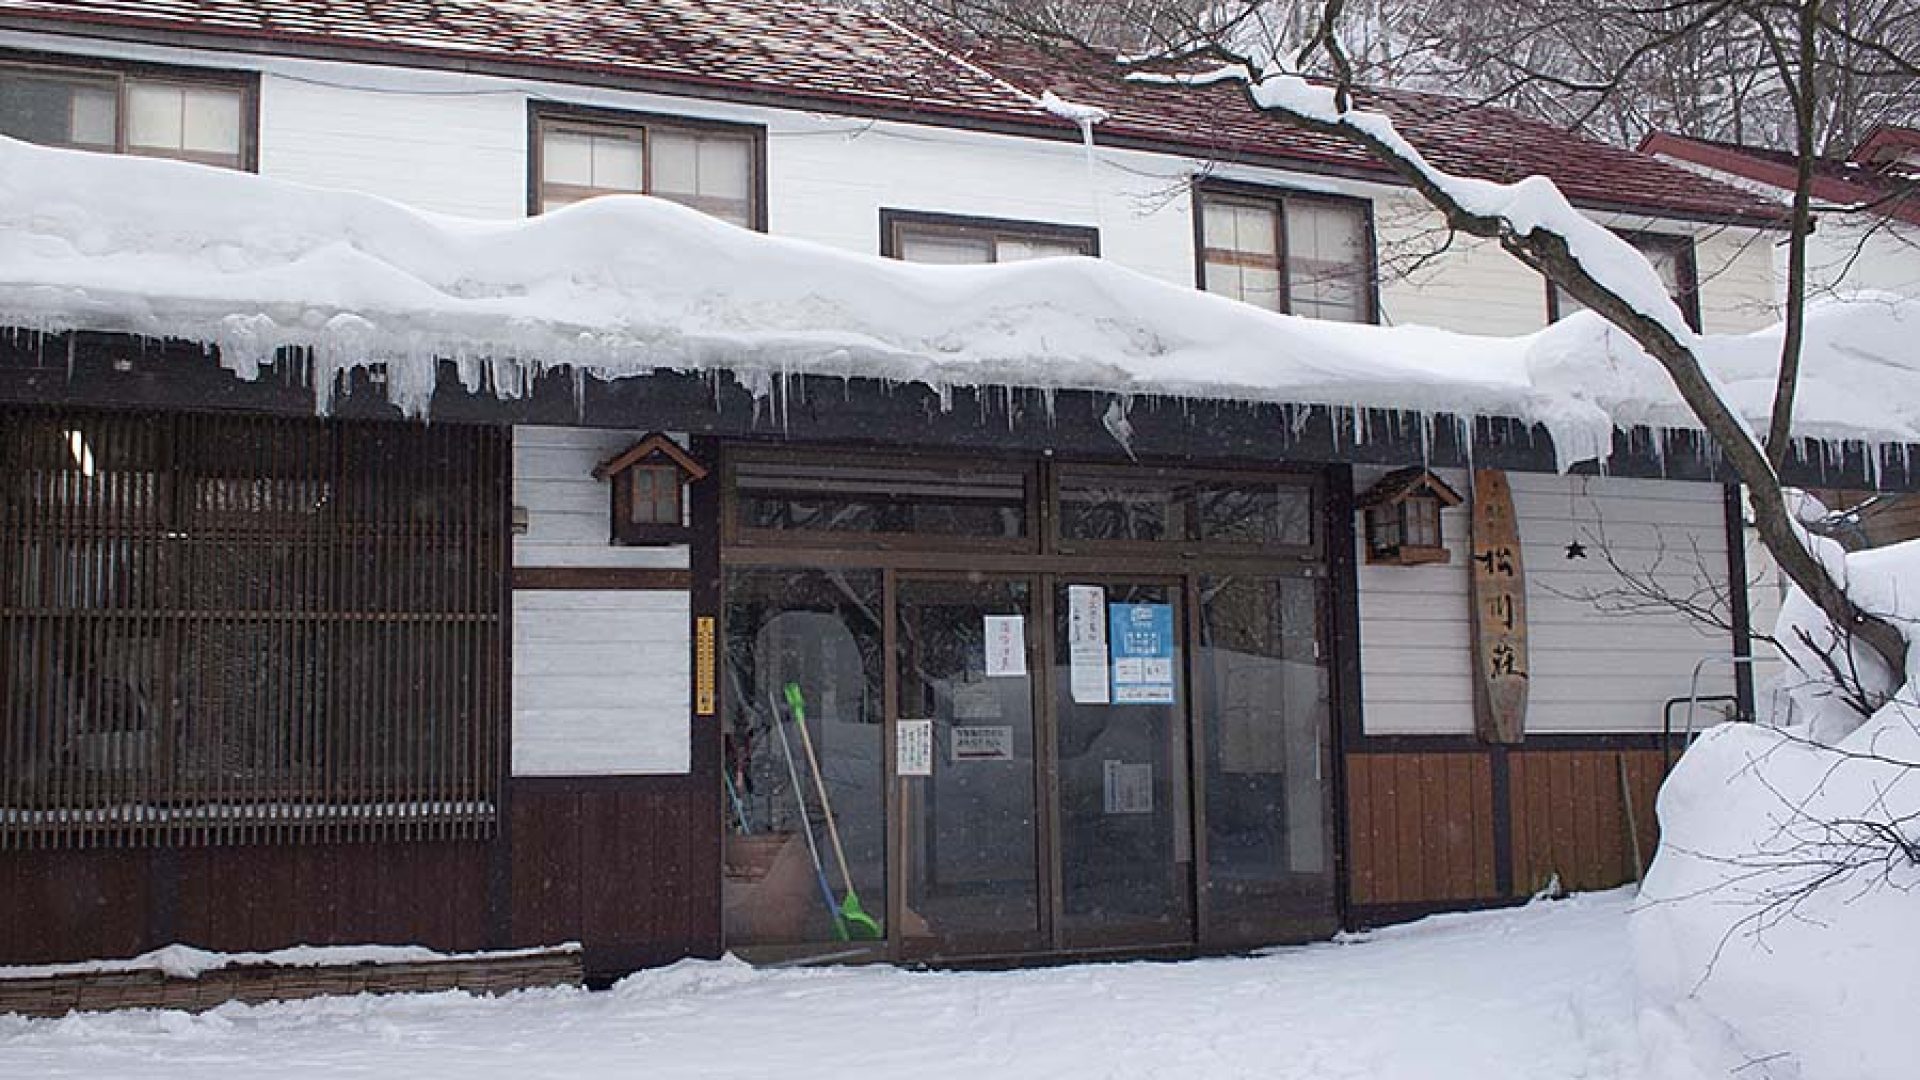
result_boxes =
[719,449,1338,961]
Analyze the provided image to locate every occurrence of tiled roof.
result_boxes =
[1642,131,1920,227]
[0,0,1786,224]
[968,37,1785,225]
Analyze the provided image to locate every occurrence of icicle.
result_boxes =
[1101,396,1137,461]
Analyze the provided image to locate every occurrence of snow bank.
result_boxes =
[1633,536,1920,1080]
[2,136,1918,470]
[0,893,1644,1079]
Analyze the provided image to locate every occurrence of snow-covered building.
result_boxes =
[1644,126,1920,304]
[0,0,1912,981]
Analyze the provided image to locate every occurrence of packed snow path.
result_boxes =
[0,891,1641,1080]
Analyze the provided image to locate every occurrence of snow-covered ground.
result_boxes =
[0,891,1642,1080]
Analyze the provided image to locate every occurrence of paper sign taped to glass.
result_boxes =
[952,725,1014,762]
[897,719,933,777]
[1066,585,1110,704]
[1108,602,1175,705]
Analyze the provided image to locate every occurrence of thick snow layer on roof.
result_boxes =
[1,136,1916,470]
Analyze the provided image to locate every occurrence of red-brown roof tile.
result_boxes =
[1642,131,1920,227]
[0,0,1787,224]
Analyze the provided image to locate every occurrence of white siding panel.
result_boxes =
[1357,468,1742,736]
[512,589,690,775]
[513,425,690,569]
[258,73,528,219]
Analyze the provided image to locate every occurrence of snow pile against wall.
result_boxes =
[1,136,1918,470]
[1632,535,1920,1080]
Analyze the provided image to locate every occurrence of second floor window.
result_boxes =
[1548,231,1699,330]
[882,210,1098,264]
[1199,188,1374,323]
[0,60,250,169]
[533,108,760,228]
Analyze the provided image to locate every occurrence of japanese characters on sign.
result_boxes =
[1470,470,1529,743]
[1109,602,1176,705]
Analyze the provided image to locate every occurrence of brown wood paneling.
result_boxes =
[0,850,152,964]
[0,841,491,965]
[508,776,715,976]
[1509,748,1666,895]
[1344,752,1499,907]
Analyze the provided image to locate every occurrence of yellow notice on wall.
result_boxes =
[695,616,717,716]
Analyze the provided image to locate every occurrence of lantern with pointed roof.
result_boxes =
[1357,467,1463,565]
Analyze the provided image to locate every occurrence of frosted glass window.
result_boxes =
[126,83,185,151]
[126,81,244,164]
[892,219,1095,265]
[1,65,246,168]
[1201,191,1370,322]
[70,86,116,147]
[996,237,1086,262]
[1551,233,1695,327]
[181,87,242,156]
[540,128,644,209]
[899,232,995,264]
[537,117,755,226]
[1284,201,1367,323]
[650,129,753,226]
[0,71,117,149]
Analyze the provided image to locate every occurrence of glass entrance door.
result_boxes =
[1050,579,1192,949]
[893,575,1043,955]
[1194,574,1337,947]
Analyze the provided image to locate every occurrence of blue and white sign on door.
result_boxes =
[1108,602,1175,704]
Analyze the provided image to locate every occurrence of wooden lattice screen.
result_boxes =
[0,408,508,849]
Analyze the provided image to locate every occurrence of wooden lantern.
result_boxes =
[591,433,708,546]
[1357,467,1463,565]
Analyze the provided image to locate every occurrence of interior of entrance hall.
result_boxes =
[718,449,1337,961]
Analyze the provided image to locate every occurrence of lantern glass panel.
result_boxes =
[629,464,682,525]
[1404,499,1441,548]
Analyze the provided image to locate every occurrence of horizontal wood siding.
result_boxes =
[509,777,719,976]
[1509,748,1664,896]
[1357,468,1739,736]
[1344,752,1497,906]
[514,425,688,571]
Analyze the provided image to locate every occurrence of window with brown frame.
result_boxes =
[532,106,762,227]
[0,58,253,170]
[881,210,1098,264]
[1197,187,1375,323]
[0,409,508,850]
[1548,230,1700,330]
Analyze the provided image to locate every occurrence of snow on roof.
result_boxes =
[0,0,1786,226]
[1,136,1916,472]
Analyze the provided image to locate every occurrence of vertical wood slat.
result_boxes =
[1,407,506,851]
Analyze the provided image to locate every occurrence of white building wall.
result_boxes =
[510,425,691,776]
[1357,468,1740,736]
[0,28,1779,334]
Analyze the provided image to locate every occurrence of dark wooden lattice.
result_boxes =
[0,408,508,848]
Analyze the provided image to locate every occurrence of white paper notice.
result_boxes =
[1067,585,1110,704]
[983,615,1027,677]
[1102,759,1154,814]
[897,719,933,777]
[952,725,1015,762]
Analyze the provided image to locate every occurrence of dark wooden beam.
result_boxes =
[6,331,1915,491]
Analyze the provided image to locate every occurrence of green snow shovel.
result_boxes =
[784,682,884,940]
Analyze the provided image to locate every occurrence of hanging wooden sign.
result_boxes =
[1470,469,1528,743]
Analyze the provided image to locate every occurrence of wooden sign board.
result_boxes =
[1469,470,1528,744]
